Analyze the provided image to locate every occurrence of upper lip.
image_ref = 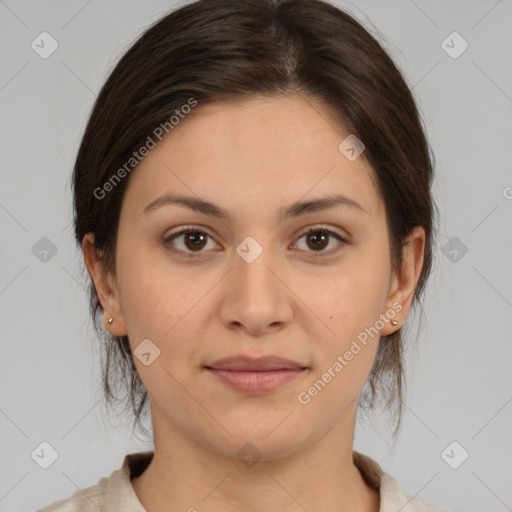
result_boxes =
[206,355,307,371]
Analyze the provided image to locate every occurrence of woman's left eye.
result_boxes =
[163,225,348,258]
[293,226,348,257]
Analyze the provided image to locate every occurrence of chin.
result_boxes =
[202,418,310,462]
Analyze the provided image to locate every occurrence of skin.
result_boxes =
[82,94,425,512]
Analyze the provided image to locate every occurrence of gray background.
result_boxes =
[1,0,511,510]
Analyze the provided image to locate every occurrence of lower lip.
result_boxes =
[206,368,306,394]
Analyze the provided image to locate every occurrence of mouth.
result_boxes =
[204,355,308,394]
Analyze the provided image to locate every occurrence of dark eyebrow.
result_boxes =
[143,193,365,220]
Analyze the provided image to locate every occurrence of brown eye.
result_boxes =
[305,231,330,251]
[164,225,347,259]
[294,226,348,257]
[182,231,208,251]
[164,228,217,257]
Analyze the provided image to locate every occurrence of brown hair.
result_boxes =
[73,0,437,439]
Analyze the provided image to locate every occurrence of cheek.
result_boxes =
[296,251,389,369]
[115,248,218,369]
[304,253,389,324]
[115,243,180,340]
[296,266,386,411]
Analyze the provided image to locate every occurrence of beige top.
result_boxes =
[37,451,446,511]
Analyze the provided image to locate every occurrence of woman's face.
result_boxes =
[85,94,424,460]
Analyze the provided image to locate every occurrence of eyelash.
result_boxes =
[163,225,349,259]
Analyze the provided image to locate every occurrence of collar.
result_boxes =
[102,450,435,511]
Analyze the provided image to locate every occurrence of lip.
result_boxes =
[206,355,306,371]
[205,355,308,394]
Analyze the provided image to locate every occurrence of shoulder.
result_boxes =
[379,472,447,511]
[35,476,109,511]
[353,451,448,512]
[35,451,153,512]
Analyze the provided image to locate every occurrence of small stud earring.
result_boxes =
[391,320,398,326]
[108,317,113,324]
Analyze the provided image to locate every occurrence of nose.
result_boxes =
[218,240,294,336]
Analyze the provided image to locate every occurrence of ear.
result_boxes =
[380,226,425,336]
[81,233,127,337]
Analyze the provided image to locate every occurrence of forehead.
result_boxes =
[121,94,383,220]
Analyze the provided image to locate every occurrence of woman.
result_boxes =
[39,0,444,510]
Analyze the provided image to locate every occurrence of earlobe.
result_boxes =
[81,233,128,336]
[104,314,127,336]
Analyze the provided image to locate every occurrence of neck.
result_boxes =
[131,407,380,512]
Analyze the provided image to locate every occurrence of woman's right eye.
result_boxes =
[164,228,220,257]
